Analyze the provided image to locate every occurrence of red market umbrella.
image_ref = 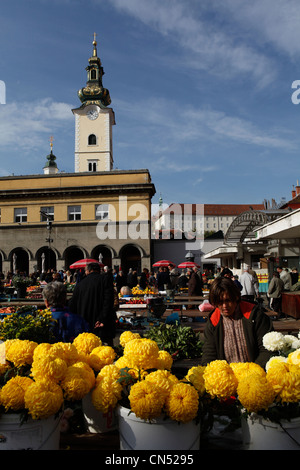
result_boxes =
[69,258,104,269]
[177,261,200,269]
[152,259,175,267]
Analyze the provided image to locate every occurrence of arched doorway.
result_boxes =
[64,246,87,270]
[91,245,113,268]
[119,244,142,274]
[10,248,30,275]
[36,247,57,273]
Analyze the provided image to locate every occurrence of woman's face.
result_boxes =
[216,292,238,317]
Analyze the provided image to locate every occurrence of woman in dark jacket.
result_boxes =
[201,277,273,369]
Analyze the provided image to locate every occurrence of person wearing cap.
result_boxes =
[201,276,273,369]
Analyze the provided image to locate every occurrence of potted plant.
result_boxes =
[0,332,102,449]
[144,323,203,360]
[11,275,33,298]
[198,330,300,450]
[88,330,206,450]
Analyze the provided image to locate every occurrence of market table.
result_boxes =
[281,292,300,319]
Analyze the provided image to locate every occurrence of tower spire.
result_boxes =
[92,32,98,57]
[77,33,111,107]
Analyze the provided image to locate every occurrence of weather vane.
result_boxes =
[49,135,54,151]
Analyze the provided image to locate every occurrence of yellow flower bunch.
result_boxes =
[89,346,116,371]
[237,372,276,413]
[186,366,206,396]
[119,331,141,347]
[0,376,34,411]
[165,382,199,423]
[123,338,160,370]
[92,364,123,413]
[24,379,64,420]
[128,380,165,420]
[5,339,38,368]
[156,350,173,370]
[145,370,178,400]
[266,361,300,403]
[73,332,102,355]
[230,362,266,382]
[51,342,80,366]
[61,362,95,401]
[203,360,238,400]
[31,355,68,383]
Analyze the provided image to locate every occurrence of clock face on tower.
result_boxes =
[86,108,99,120]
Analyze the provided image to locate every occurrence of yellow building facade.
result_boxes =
[0,36,155,275]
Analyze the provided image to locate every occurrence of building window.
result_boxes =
[95,204,109,220]
[88,160,97,172]
[40,206,54,221]
[91,69,97,80]
[88,134,97,145]
[14,208,27,223]
[68,205,81,221]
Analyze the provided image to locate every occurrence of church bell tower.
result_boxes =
[72,34,115,172]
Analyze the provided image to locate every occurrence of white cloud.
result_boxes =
[115,96,296,155]
[0,98,73,150]
[107,0,276,86]
[216,0,300,59]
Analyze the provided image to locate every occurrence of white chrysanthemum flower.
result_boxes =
[263,332,286,352]
[284,335,300,351]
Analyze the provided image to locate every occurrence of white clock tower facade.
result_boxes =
[72,35,115,172]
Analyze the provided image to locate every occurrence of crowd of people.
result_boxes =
[0,261,299,370]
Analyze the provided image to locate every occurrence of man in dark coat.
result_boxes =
[68,262,115,346]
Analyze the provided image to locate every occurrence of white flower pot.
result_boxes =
[82,392,117,433]
[0,413,62,450]
[242,413,300,450]
[117,406,200,450]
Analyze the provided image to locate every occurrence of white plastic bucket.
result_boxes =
[0,413,62,450]
[82,393,117,433]
[242,414,300,450]
[118,406,200,450]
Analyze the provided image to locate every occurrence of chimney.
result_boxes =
[292,185,296,198]
[296,180,300,196]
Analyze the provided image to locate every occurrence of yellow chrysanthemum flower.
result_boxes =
[0,376,34,411]
[51,342,80,366]
[123,338,160,370]
[203,360,238,400]
[287,349,300,366]
[128,380,165,420]
[119,331,141,347]
[31,355,68,383]
[237,372,276,413]
[92,375,123,413]
[186,366,206,396]
[265,356,287,372]
[267,361,300,403]
[89,346,116,371]
[230,362,266,382]
[73,333,102,355]
[156,350,173,370]
[61,362,95,400]
[165,382,199,423]
[24,379,64,420]
[145,370,176,400]
[5,339,38,368]
[71,361,95,388]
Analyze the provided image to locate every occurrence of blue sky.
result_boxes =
[0,0,300,207]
